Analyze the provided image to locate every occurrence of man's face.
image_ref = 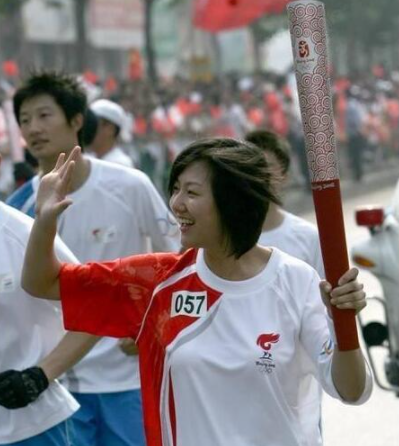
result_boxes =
[19,94,81,163]
[89,118,116,154]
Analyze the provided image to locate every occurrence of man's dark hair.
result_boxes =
[82,108,99,147]
[168,137,281,259]
[245,130,291,176]
[13,71,87,146]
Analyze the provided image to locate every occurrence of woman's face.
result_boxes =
[169,161,224,252]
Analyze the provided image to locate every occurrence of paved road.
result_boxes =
[295,184,399,446]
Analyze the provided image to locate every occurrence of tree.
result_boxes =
[0,0,27,15]
[0,0,27,62]
[250,14,287,72]
[324,0,399,73]
[73,0,89,72]
[143,0,158,86]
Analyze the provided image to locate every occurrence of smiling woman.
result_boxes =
[22,138,373,446]
[168,138,281,261]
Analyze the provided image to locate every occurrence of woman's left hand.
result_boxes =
[320,267,366,317]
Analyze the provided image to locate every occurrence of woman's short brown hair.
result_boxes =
[168,138,281,258]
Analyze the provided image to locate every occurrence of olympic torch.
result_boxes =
[287,0,359,351]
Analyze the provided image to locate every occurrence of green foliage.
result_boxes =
[0,0,27,15]
[251,14,287,43]
[323,0,399,72]
[325,0,399,45]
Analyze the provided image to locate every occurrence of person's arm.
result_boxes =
[38,331,99,380]
[330,347,366,403]
[22,148,80,300]
[0,331,99,410]
[320,267,368,402]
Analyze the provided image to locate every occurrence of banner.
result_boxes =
[87,0,144,49]
[22,0,76,43]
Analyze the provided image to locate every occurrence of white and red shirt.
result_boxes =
[60,248,372,446]
[8,157,180,394]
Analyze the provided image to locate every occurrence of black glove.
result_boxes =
[0,367,49,409]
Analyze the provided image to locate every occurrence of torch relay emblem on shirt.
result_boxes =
[255,333,280,374]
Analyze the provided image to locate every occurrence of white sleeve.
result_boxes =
[299,274,373,405]
[136,173,180,252]
[310,236,325,279]
[54,234,79,264]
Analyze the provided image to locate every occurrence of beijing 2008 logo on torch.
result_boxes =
[298,40,310,58]
[255,333,280,374]
[294,38,317,74]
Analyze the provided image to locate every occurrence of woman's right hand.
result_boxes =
[35,147,80,225]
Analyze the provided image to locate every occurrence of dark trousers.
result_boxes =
[347,134,365,182]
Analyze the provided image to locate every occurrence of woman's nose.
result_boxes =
[170,192,185,213]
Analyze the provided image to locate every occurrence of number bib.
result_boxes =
[171,291,208,318]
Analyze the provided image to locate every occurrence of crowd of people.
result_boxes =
[99,69,399,188]
[1,68,399,199]
[0,69,375,446]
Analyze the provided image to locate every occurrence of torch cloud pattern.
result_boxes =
[288,0,338,182]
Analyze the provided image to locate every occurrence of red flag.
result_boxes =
[2,60,19,77]
[193,0,289,33]
[83,70,98,85]
[104,76,118,93]
[128,49,143,80]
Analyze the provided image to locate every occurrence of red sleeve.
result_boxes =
[59,253,179,339]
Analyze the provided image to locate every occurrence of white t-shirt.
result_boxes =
[102,146,134,168]
[258,210,324,445]
[0,202,79,444]
[60,248,373,446]
[32,158,179,393]
[258,210,324,277]
[0,156,13,196]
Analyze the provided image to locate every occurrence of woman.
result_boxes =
[22,138,372,446]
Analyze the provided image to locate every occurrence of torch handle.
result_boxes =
[312,179,359,350]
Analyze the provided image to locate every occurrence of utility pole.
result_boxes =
[74,0,88,72]
[143,0,159,87]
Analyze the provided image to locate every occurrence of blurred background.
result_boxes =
[0,0,398,82]
[0,0,399,199]
[1,3,399,443]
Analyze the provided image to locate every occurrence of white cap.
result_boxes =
[90,99,125,129]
